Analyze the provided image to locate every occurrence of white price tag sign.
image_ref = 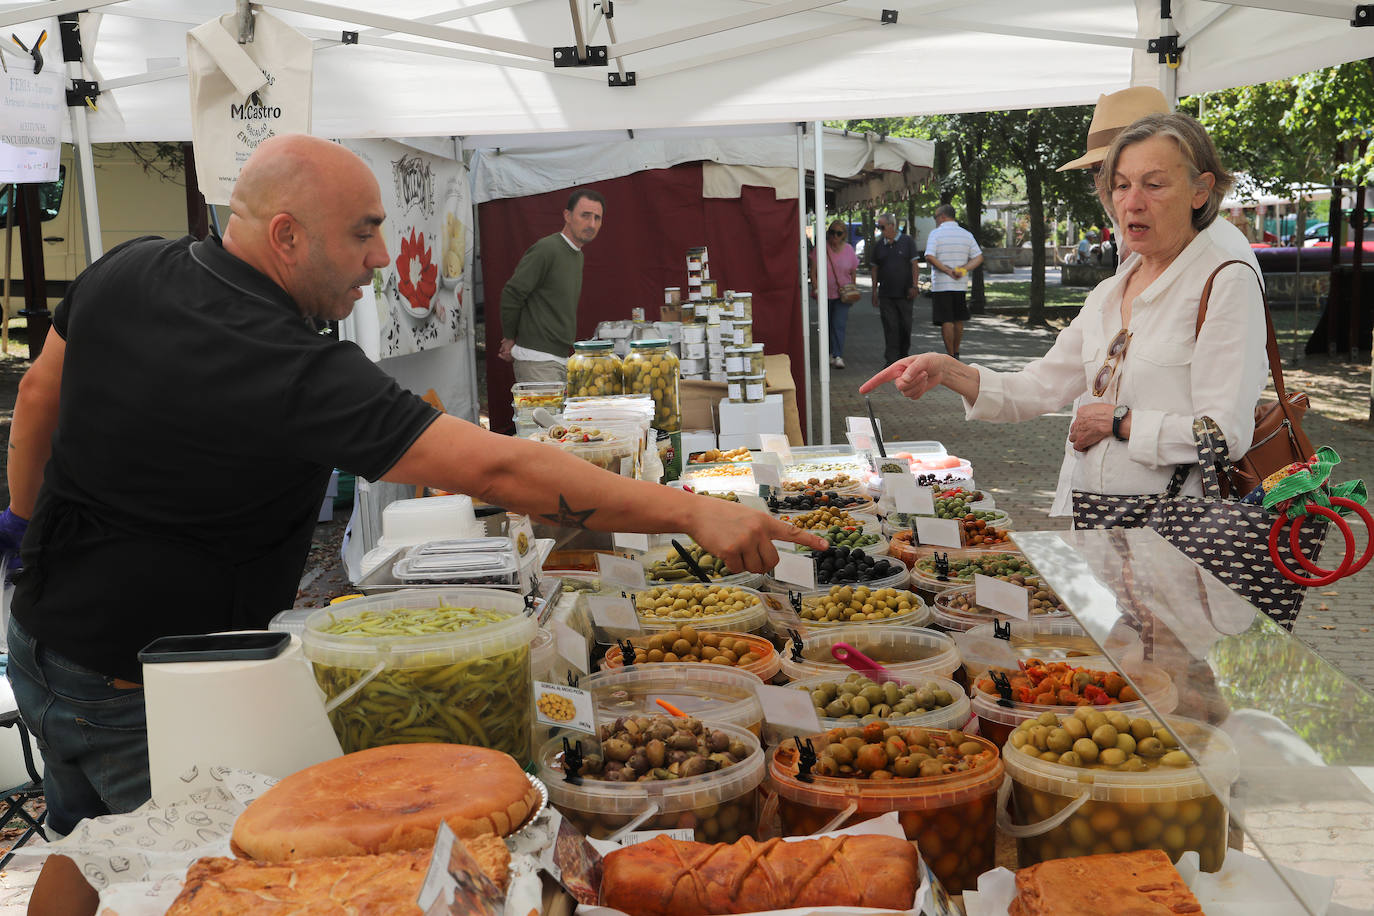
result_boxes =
[739,494,770,513]
[508,514,537,559]
[871,454,912,476]
[845,431,873,451]
[585,595,642,633]
[846,416,882,439]
[619,827,696,846]
[974,574,1030,621]
[597,552,647,590]
[758,434,793,466]
[754,684,823,736]
[752,461,782,490]
[552,619,591,674]
[915,516,962,549]
[533,680,596,733]
[612,531,651,552]
[771,542,816,589]
[883,474,935,515]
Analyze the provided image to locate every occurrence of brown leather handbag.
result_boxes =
[1195,260,1316,496]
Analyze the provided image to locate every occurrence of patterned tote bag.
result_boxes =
[1072,418,1324,630]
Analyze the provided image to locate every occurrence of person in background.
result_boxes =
[4,135,824,916]
[812,218,860,369]
[863,113,1267,516]
[868,213,921,367]
[1076,230,1096,264]
[1048,85,1262,517]
[923,204,984,360]
[497,188,605,384]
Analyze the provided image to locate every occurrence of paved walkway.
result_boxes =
[811,278,1374,691]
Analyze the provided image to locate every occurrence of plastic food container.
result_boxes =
[956,618,1145,683]
[769,729,1003,893]
[881,509,1012,539]
[790,585,928,630]
[788,672,971,732]
[741,373,766,403]
[634,544,765,590]
[538,721,763,843]
[580,665,766,735]
[511,381,566,416]
[600,630,781,682]
[528,422,640,477]
[763,563,911,603]
[624,339,681,431]
[970,663,1178,748]
[1001,714,1237,873]
[907,549,1033,599]
[303,588,536,762]
[775,625,958,683]
[531,627,555,682]
[630,584,770,638]
[932,584,1071,633]
[391,551,522,587]
[567,340,624,399]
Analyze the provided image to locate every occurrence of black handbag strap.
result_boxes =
[1164,418,1229,498]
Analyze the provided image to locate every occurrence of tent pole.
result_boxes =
[814,119,830,446]
[60,13,103,265]
[1159,2,1178,109]
[797,123,813,445]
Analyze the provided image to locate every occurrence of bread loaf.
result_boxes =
[600,833,919,916]
[166,835,509,915]
[1008,849,1203,916]
[231,743,539,861]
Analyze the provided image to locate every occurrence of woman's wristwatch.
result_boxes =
[1112,405,1130,441]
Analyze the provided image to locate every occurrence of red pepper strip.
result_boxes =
[1025,667,1049,687]
[1084,684,1111,705]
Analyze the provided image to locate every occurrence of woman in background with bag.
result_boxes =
[812,219,861,370]
[862,112,1266,505]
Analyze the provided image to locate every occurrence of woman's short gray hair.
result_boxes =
[1096,112,1234,232]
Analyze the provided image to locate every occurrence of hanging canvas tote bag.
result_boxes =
[1072,418,1324,631]
[187,9,313,205]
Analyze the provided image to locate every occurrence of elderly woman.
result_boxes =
[861,113,1267,505]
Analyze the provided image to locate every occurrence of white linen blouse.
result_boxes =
[964,226,1268,505]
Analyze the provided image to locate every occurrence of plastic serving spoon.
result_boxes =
[830,642,900,683]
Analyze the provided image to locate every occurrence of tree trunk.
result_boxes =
[965,183,985,313]
[1026,163,1048,328]
[935,140,953,206]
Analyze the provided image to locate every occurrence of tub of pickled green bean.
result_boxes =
[302,588,536,763]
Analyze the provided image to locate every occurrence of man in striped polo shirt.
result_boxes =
[924,204,983,360]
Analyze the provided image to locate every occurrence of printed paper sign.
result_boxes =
[612,532,651,552]
[974,573,1030,621]
[771,543,816,589]
[509,514,536,559]
[597,552,646,590]
[758,434,792,466]
[871,454,912,476]
[739,494,770,513]
[0,66,64,182]
[915,517,962,549]
[534,681,595,733]
[417,820,505,913]
[846,416,882,439]
[618,827,696,846]
[755,684,823,735]
[552,619,591,674]
[845,431,873,451]
[883,473,935,515]
[752,461,782,489]
[585,595,642,633]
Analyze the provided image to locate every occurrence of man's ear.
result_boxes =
[266,213,302,262]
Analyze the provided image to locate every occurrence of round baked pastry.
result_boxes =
[232,744,539,861]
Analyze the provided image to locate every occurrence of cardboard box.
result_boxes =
[679,353,803,445]
[659,304,683,322]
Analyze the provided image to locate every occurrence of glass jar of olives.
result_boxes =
[624,339,681,432]
[567,340,624,400]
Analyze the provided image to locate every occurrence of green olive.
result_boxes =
[1161,750,1192,767]
[1072,737,1100,763]
[1099,747,1127,767]
[1091,724,1119,748]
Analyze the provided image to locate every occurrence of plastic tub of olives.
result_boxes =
[790,671,971,733]
[777,625,959,683]
[632,543,765,590]
[538,718,764,843]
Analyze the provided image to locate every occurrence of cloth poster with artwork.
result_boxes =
[343,139,471,358]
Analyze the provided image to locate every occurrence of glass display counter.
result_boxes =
[1014,527,1374,915]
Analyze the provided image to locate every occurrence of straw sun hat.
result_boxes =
[1057,86,1170,171]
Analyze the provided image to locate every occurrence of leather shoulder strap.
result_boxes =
[1194,258,1290,403]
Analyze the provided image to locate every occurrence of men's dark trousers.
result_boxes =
[878,296,914,366]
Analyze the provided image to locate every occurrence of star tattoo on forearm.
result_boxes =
[539,495,597,529]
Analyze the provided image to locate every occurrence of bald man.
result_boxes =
[3,135,822,838]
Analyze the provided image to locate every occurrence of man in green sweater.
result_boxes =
[498,188,605,383]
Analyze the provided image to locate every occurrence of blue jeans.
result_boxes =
[6,617,150,834]
[827,297,851,358]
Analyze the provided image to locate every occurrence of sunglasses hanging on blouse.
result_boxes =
[1092,328,1132,398]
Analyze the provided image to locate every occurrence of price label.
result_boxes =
[915,517,962,549]
[752,461,782,489]
[758,434,792,466]
[974,573,1030,621]
[618,827,696,846]
[914,855,960,916]
[771,542,816,589]
[871,454,912,476]
[552,619,591,674]
[597,552,646,590]
[846,416,882,439]
[508,514,537,559]
[612,532,651,552]
[585,595,642,633]
[845,431,873,451]
[533,681,596,733]
[754,684,823,736]
[739,494,770,513]
[883,474,935,515]
[418,820,505,914]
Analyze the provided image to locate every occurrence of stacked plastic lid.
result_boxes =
[392,537,522,588]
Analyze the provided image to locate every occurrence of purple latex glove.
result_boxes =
[0,507,28,574]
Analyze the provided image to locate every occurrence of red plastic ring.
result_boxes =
[1331,497,1374,575]
[1287,497,1374,577]
[1269,505,1353,587]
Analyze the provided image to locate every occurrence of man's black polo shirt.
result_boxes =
[871,233,919,299]
[13,236,438,682]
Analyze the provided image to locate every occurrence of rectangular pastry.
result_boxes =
[1009,849,1204,916]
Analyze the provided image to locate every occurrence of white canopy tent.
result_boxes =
[0,0,1368,442]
